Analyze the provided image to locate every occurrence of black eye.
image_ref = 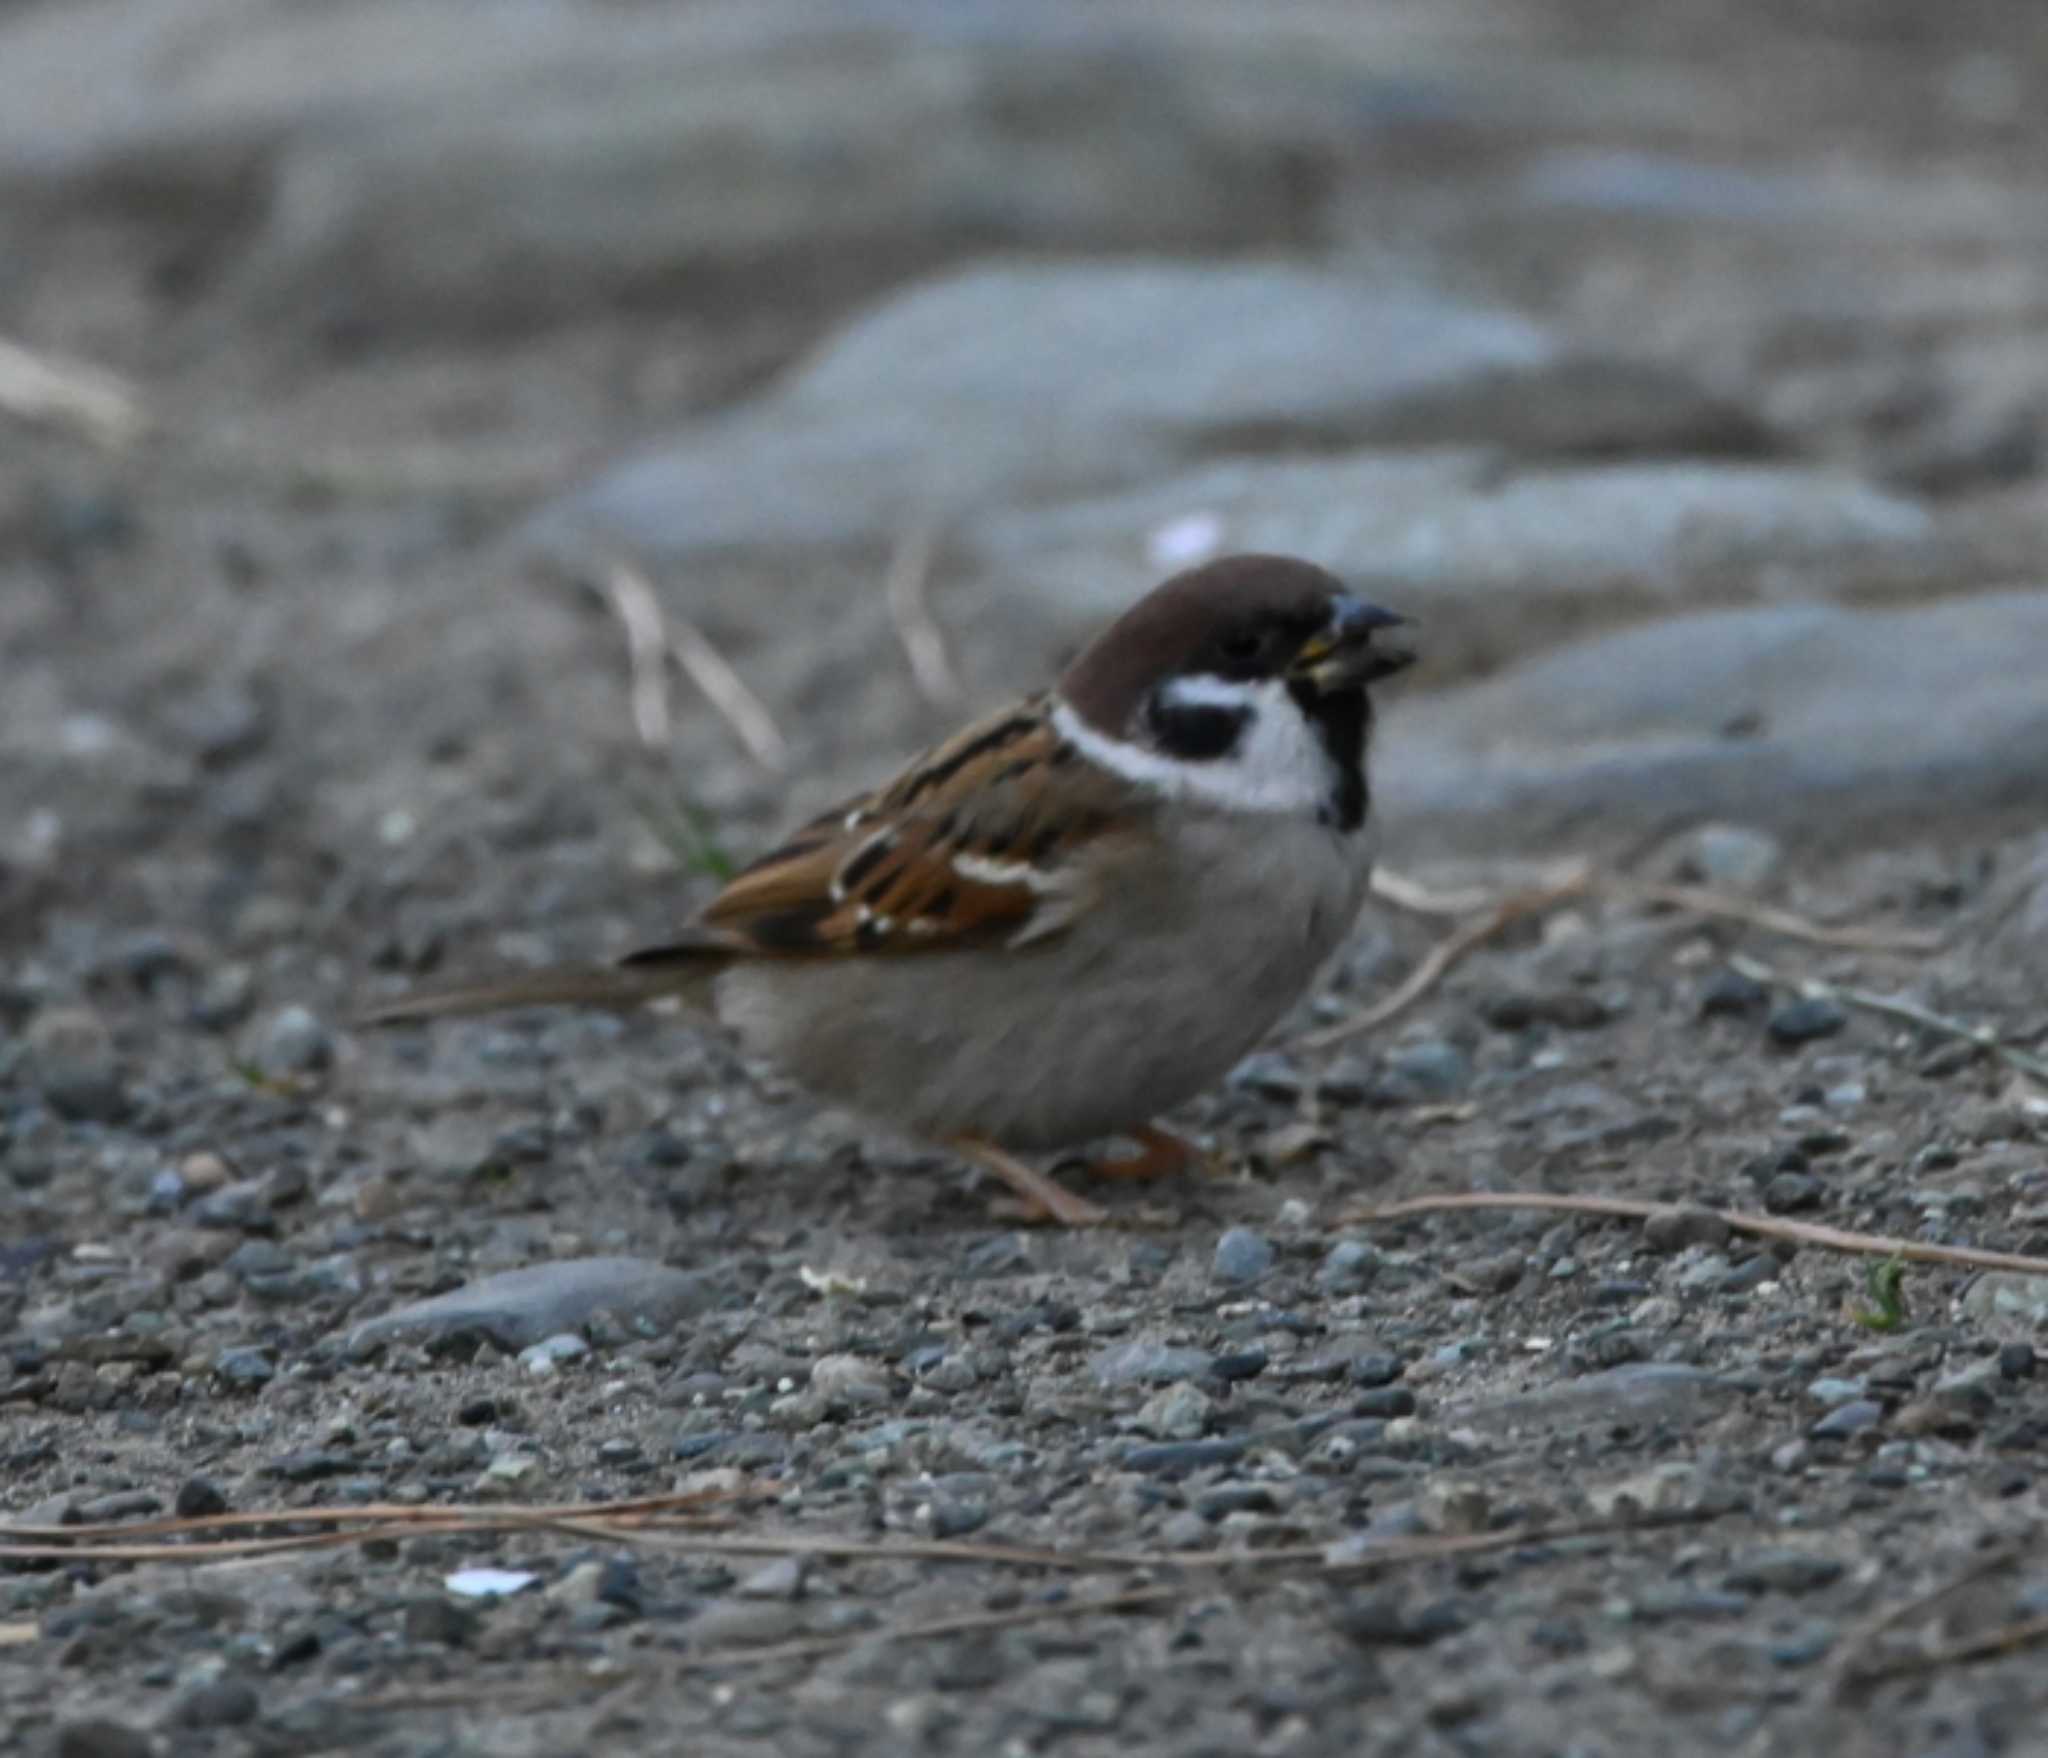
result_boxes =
[1214,627,1266,668]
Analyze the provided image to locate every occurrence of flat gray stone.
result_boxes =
[1381,589,2048,853]
[0,4,1372,339]
[1961,1270,2048,1330]
[1450,1363,1739,1439]
[523,260,1750,569]
[1090,1340,1217,1388]
[347,1257,719,1356]
[970,455,1938,679]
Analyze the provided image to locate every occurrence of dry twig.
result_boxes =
[596,562,788,774]
[350,1509,1722,1710]
[1829,1536,2033,1700]
[666,605,791,775]
[1337,1191,2048,1279]
[1626,882,1944,953]
[1367,866,1507,918]
[1311,857,1944,1054]
[883,521,961,707]
[1731,955,2048,1083]
[1871,1611,2048,1679]
[1302,863,1597,1049]
[599,564,676,749]
[1,1491,1723,1590]
[0,336,149,449]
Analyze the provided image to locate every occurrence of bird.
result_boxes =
[361,553,1414,1225]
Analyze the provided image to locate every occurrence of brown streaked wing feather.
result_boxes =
[633,696,1149,961]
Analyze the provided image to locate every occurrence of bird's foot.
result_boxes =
[1088,1124,1219,1183]
[951,1135,1109,1228]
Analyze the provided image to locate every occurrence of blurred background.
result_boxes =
[4,0,2047,964]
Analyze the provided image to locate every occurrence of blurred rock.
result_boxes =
[1962,1272,2048,1330]
[1984,834,2048,984]
[1380,590,2048,853]
[25,1006,127,1124]
[1658,823,1785,891]
[1212,1227,1276,1284]
[0,2,1381,338]
[252,1005,333,1079]
[347,1257,720,1357]
[1451,1364,1737,1440]
[972,456,1937,679]
[525,259,1753,571]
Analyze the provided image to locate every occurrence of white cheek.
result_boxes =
[1051,680,1333,817]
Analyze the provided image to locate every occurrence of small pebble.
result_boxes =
[1347,1353,1403,1389]
[518,1333,590,1377]
[1725,1548,1844,1594]
[77,1491,160,1523]
[1718,1256,1778,1294]
[1764,1171,1824,1212]
[736,1556,808,1600]
[1670,822,1783,890]
[1197,1482,1279,1520]
[191,964,256,1030]
[55,1720,154,1758]
[402,1597,478,1646]
[191,1178,276,1232]
[265,1449,354,1483]
[1768,999,1847,1046]
[173,1677,260,1730]
[255,1005,333,1077]
[1643,1207,1731,1253]
[1228,1053,1303,1102]
[1810,1400,1885,1440]
[1134,1381,1214,1441]
[1213,1227,1275,1284]
[1317,1239,1378,1291]
[1378,1040,1473,1101]
[175,1476,230,1518]
[809,1353,891,1408]
[1315,1060,1373,1106]
[1768,1623,1837,1668]
[1698,967,1769,1018]
[1481,991,1613,1032]
[1091,1342,1216,1388]
[447,1567,538,1599]
[26,1006,128,1122]
[213,1346,276,1388]
[924,1485,990,1539]
[1125,1439,1247,1476]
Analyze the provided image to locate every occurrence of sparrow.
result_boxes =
[362,553,1413,1225]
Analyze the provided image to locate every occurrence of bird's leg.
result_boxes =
[950,1135,1109,1228]
[1089,1123,1217,1183]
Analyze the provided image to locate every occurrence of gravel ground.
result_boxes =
[9,740,2048,1756]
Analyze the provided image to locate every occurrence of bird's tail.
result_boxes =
[356,957,720,1028]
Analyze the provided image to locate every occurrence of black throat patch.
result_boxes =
[1289,681,1369,832]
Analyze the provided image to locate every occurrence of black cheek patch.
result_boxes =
[1147,699,1249,762]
